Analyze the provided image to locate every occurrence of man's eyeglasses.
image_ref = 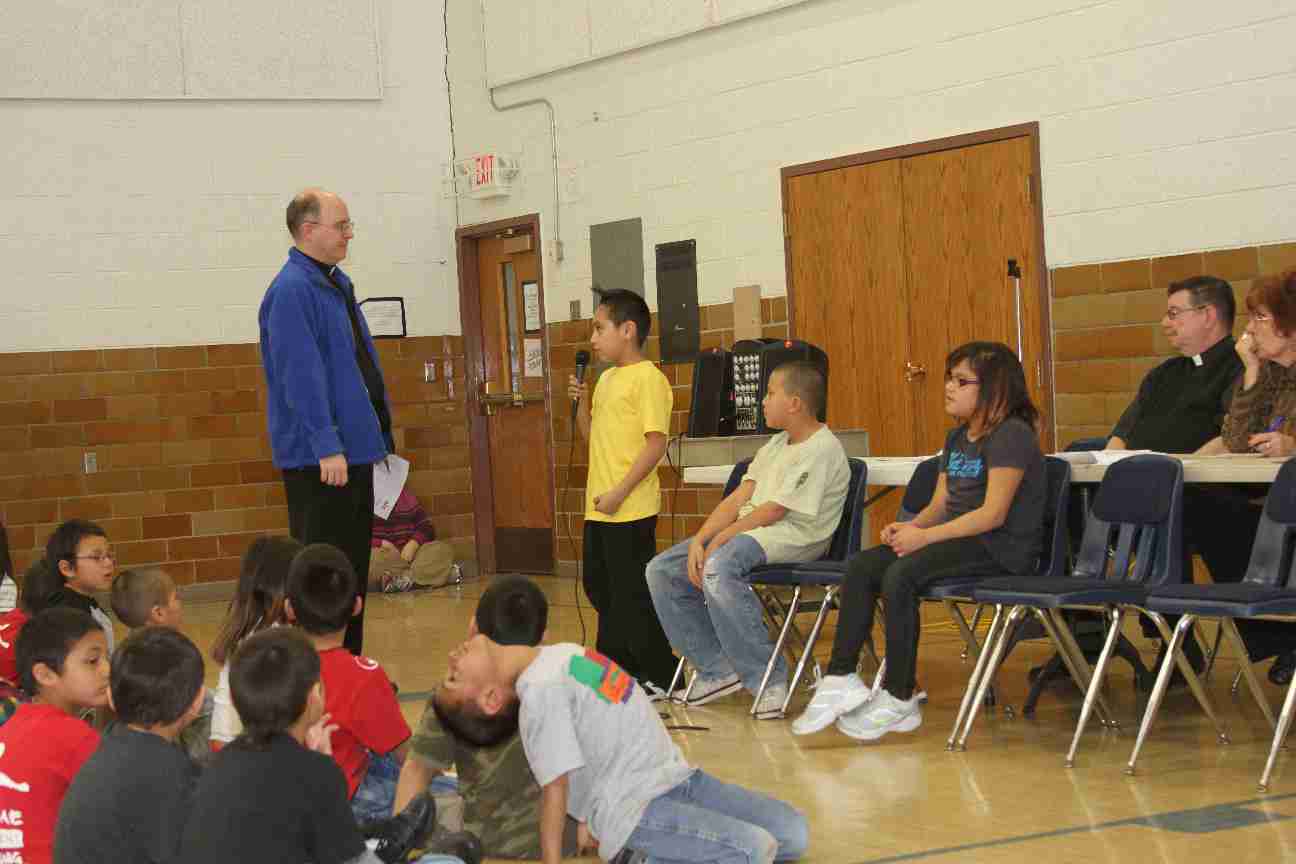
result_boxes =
[1164,304,1207,321]
[74,551,116,564]
[1252,310,1274,323]
[305,219,355,233]
[944,374,980,388]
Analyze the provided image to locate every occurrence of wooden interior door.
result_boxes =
[786,160,913,528]
[901,136,1050,452]
[474,234,555,573]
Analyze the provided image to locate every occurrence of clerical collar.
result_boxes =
[299,250,337,281]
[1191,353,1203,366]
[1192,335,1235,368]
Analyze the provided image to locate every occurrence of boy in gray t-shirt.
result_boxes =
[432,632,808,864]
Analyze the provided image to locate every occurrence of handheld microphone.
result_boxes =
[572,350,590,423]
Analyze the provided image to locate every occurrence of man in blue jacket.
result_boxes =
[259,188,394,654]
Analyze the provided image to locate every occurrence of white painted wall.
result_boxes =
[0,0,456,352]
[448,0,1296,326]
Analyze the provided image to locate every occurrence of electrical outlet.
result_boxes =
[570,299,581,320]
[424,361,437,383]
[83,452,98,474]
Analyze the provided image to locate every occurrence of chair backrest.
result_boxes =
[898,456,942,522]
[723,459,753,498]
[823,458,869,562]
[1073,454,1184,586]
[1037,456,1072,579]
[718,456,868,563]
[1243,458,1296,588]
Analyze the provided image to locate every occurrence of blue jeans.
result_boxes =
[622,770,808,864]
[646,536,787,693]
[351,751,401,822]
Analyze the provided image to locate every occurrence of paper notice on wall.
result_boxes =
[373,455,411,519]
[523,281,541,331]
[524,337,544,377]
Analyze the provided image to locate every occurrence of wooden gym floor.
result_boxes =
[171,575,1296,863]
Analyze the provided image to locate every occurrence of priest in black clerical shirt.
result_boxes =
[1108,276,1241,453]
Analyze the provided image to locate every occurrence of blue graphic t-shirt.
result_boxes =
[516,644,693,860]
[940,417,1045,573]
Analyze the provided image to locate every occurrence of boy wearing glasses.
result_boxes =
[33,520,118,653]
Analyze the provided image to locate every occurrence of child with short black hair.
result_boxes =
[209,535,303,748]
[433,627,808,864]
[54,627,206,864]
[180,627,373,864]
[566,288,678,695]
[287,544,411,822]
[40,520,117,652]
[396,576,581,860]
[0,608,109,864]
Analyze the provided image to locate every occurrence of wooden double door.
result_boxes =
[784,129,1052,512]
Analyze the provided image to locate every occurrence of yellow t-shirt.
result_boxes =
[585,360,673,523]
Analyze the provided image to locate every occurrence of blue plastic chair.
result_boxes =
[952,454,1184,762]
[1126,458,1296,786]
[745,456,869,716]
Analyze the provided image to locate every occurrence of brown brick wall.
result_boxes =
[547,298,791,563]
[1052,242,1296,447]
[0,337,474,586]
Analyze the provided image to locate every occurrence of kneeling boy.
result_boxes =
[434,626,809,864]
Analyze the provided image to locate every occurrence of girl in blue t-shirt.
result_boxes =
[791,341,1045,741]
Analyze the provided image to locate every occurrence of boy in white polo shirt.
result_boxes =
[646,361,849,716]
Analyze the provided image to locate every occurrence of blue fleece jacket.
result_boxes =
[259,248,390,469]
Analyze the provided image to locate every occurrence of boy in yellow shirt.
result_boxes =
[567,289,678,696]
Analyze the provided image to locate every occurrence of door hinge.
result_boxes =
[1036,359,1043,387]
[1025,173,1034,204]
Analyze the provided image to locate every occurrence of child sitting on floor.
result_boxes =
[109,567,214,760]
[286,544,411,823]
[370,487,456,593]
[0,609,110,864]
[209,535,303,749]
[54,626,206,864]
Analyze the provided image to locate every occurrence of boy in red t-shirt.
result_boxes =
[0,560,60,693]
[0,608,109,864]
[286,544,410,823]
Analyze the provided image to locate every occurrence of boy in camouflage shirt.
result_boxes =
[395,576,578,859]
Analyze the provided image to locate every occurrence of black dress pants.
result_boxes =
[283,463,374,655]
[582,516,678,689]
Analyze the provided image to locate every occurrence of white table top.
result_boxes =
[681,454,1289,487]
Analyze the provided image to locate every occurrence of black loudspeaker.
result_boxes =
[733,339,829,434]
[687,348,734,437]
[656,240,700,365]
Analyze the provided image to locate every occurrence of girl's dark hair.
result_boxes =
[230,627,320,748]
[22,557,64,616]
[945,341,1039,432]
[211,536,303,664]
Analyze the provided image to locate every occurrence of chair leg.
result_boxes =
[1260,665,1296,790]
[667,656,688,698]
[782,586,837,714]
[1126,611,1178,776]
[1171,615,1230,744]
[1066,607,1124,767]
[948,604,1004,751]
[956,605,1025,750]
[1221,617,1276,729]
[1201,619,1224,684]
[944,599,981,662]
[1042,609,1118,730]
[751,587,801,716]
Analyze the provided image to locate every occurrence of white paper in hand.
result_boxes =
[373,455,411,519]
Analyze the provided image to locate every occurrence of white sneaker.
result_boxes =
[753,683,790,719]
[835,689,922,741]
[685,673,743,706]
[791,674,872,735]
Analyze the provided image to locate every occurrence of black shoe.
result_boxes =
[1269,651,1296,686]
[421,831,483,864]
[369,793,435,864]
[609,848,647,864]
